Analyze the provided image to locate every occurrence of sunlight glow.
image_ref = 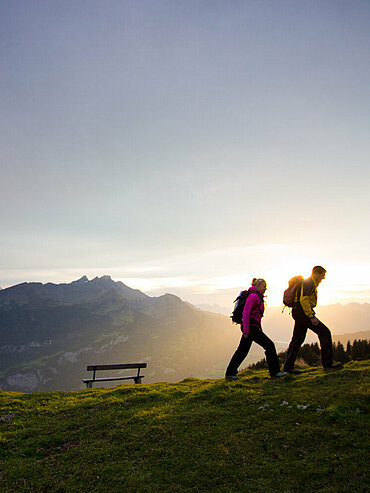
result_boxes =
[118,277,201,292]
[3,245,369,308]
[119,256,370,307]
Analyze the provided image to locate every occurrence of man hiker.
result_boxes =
[284,266,343,373]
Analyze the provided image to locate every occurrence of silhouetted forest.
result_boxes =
[249,339,370,370]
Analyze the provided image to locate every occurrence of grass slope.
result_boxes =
[0,361,369,492]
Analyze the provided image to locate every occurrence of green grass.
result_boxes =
[0,361,369,492]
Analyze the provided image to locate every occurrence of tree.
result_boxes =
[346,341,352,359]
[333,341,348,363]
[298,343,321,366]
[352,339,370,360]
[249,339,369,370]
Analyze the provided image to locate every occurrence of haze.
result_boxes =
[1,1,369,307]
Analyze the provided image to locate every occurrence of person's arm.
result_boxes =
[242,293,260,335]
[299,280,315,318]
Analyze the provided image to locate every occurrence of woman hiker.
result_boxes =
[225,278,287,380]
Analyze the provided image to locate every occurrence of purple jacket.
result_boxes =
[242,286,265,334]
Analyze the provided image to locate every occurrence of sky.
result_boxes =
[1,0,369,308]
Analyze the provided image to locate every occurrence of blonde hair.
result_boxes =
[252,278,266,289]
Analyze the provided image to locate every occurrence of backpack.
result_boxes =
[231,290,264,324]
[283,276,304,308]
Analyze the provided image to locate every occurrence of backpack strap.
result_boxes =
[295,281,303,304]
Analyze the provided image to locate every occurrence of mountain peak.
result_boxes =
[71,276,89,285]
[91,275,112,283]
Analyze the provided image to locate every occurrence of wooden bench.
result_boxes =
[83,363,147,389]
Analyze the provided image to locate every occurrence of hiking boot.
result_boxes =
[284,368,302,375]
[273,371,288,378]
[225,375,239,381]
[324,361,344,370]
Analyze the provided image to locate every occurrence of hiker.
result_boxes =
[225,278,287,380]
[284,266,343,373]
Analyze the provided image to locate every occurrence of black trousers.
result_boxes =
[284,306,334,370]
[226,325,280,377]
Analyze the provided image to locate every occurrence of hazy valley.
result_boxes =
[0,276,369,392]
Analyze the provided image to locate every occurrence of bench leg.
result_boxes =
[134,377,142,384]
[86,382,93,389]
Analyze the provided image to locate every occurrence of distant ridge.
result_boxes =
[0,275,150,306]
[332,331,370,344]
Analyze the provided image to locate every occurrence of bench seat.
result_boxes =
[83,376,144,384]
[83,363,147,388]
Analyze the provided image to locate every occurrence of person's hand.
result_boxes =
[311,317,319,326]
[243,332,249,339]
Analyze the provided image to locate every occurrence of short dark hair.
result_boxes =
[312,265,326,275]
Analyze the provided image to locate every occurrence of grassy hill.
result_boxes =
[0,361,369,492]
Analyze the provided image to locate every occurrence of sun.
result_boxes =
[262,256,316,307]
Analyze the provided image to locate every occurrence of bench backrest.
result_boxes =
[87,363,147,371]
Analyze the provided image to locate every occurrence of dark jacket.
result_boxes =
[295,276,318,318]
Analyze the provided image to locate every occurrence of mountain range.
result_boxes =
[0,276,242,392]
[1,276,369,392]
